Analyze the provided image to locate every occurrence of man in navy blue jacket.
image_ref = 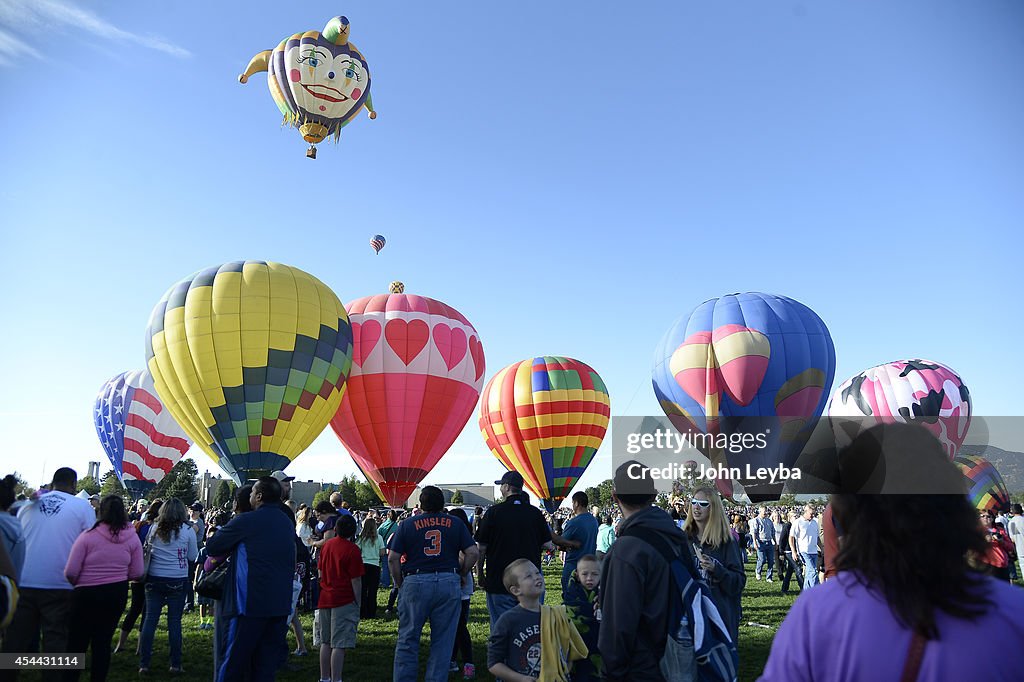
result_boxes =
[206,476,296,682]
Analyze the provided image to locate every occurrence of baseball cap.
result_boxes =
[613,460,658,497]
[89,494,100,500]
[495,470,524,488]
[190,502,204,511]
[270,470,295,483]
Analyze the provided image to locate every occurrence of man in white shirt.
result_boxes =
[1,467,94,681]
[790,504,820,590]
[1007,504,1024,581]
[753,507,776,582]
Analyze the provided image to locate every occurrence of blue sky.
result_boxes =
[1,0,1021,498]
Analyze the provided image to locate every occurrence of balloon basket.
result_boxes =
[306,145,317,159]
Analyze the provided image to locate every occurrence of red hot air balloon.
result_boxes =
[330,292,485,505]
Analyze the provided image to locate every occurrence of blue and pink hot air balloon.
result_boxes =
[652,293,836,501]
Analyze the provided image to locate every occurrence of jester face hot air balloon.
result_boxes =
[94,369,191,499]
[479,357,611,513]
[330,292,485,506]
[240,16,376,158]
[954,454,1009,512]
[828,360,971,460]
[145,261,353,483]
[652,293,836,501]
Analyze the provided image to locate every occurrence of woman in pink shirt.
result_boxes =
[64,494,144,681]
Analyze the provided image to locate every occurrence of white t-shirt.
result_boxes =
[17,491,95,589]
[793,517,819,555]
[1007,515,1024,558]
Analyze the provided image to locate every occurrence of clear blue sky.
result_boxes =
[1,0,1021,498]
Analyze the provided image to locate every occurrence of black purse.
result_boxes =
[195,559,230,600]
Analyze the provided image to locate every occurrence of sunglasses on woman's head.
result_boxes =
[691,499,711,508]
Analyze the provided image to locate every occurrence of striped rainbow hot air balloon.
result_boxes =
[479,356,611,512]
[954,454,1009,512]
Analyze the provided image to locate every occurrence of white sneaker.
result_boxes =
[767,577,774,583]
[755,575,761,581]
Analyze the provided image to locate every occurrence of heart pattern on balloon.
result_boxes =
[670,325,770,408]
[469,335,485,381]
[385,319,430,365]
[351,320,382,367]
[433,324,468,371]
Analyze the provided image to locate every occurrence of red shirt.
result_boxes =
[318,537,364,609]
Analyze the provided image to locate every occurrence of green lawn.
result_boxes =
[34,559,793,681]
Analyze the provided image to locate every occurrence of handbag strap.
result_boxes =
[899,631,927,682]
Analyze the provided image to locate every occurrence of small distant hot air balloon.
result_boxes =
[389,281,404,294]
[370,234,386,255]
[479,356,611,513]
[954,454,1009,512]
[239,16,376,159]
[828,360,971,460]
[652,293,836,502]
[145,261,353,483]
[330,291,485,506]
[94,369,191,499]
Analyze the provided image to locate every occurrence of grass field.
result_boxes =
[46,558,796,681]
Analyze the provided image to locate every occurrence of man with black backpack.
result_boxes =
[599,461,697,681]
[600,461,738,682]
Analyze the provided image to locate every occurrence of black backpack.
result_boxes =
[619,526,739,682]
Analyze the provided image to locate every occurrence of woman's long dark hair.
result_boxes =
[154,498,188,543]
[448,507,472,534]
[233,486,253,515]
[94,495,130,537]
[831,424,993,639]
[0,475,17,511]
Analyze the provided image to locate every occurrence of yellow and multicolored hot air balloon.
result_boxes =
[954,454,1010,512]
[240,15,376,158]
[145,261,354,483]
[479,357,611,512]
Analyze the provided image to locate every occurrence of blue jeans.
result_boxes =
[800,553,819,589]
[138,576,187,669]
[393,573,462,682]
[380,563,392,588]
[486,591,519,632]
[217,615,288,682]
[756,542,775,579]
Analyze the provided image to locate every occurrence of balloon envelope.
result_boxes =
[240,16,374,152]
[954,454,1009,512]
[652,293,836,501]
[479,356,611,513]
[370,235,386,254]
[145,261,353,483]
[94,369,191,499]
[330,293,485,506]
[828,359,971,460]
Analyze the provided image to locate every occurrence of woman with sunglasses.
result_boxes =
[682,487,746,642]
[978,509,1015,582]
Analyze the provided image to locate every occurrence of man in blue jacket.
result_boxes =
[206,476,296,682]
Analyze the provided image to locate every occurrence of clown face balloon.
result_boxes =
[240,16,375,157]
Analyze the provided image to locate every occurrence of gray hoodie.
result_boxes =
[598,505,694,682]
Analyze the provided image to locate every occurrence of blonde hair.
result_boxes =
[683,487,732,549]
[502,558,534,592]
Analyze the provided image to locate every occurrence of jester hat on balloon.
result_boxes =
[479,356,611,513]
[240,16,375,154]
[94,369,191,499]
[652,293,836,501]
[145,261,353,484]
[828,359,971,460]
[954,454,1009,512]
[330,291,485,506]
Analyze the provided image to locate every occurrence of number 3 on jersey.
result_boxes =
[424,529,442,556]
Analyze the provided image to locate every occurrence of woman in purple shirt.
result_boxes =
[760,491,1024,681]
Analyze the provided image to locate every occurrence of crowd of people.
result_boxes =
[1,424,1024,681]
